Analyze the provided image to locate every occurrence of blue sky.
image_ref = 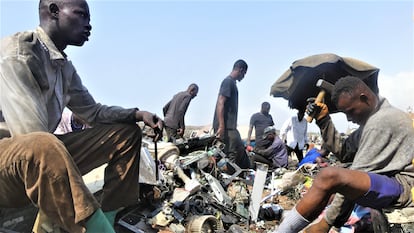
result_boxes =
[1,0,413,134]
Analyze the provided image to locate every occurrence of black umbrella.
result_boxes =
[270,53,379,114]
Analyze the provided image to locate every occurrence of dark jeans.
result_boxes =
[286,143,303,162]
[164,126,179,142]
[218,128,250,169]
[250,153,272,169]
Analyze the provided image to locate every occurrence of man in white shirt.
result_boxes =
[280,110,308,162]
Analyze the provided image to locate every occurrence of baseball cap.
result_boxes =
[262,126,276,139]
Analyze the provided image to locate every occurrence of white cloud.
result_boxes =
[378,71,414,112]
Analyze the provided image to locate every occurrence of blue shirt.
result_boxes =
[298,148,321,167]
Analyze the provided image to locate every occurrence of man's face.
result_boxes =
[236,68,247,81]
[58,0,92,46]
[191,89,198,99]
[261,104,270,114]
[267,133,275,141]
[337,92,371,125]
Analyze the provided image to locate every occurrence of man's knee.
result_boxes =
[109,123,142,142]
[20,133,73,174]
[313,167,342,190]
[29,132,66,154]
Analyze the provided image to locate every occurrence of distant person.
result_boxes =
[54,110,89,134]
[250,126,288,169]
[246,102,275,150]
[163,83,199,142]
[213,59,250,169]
[298,146,329,167]
[275,76,414,233]
[0,0,163,232]
[280,110,309,162]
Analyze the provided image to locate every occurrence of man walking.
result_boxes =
[213,59,250,169]
[163,83,199,142]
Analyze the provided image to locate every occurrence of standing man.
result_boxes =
[213,59,250,169]
[163,83,199,142]
[0,0,162,232]
[246,101,274,150]
[280,110,309,163]
[275,76,414,233]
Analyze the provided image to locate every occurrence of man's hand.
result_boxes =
[177,128,184,137]
[306,97,329,121]
[253,147,264,155]
[136,111,163,140]
[303,218,331,233]
[215,126,224,140]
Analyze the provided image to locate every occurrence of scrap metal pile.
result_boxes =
[0,133,307,233]
[9,131,408,233]
[114,134,291,233]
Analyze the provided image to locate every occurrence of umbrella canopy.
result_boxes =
[270,53,379,113]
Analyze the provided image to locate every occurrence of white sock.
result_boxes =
[274,207,310,233]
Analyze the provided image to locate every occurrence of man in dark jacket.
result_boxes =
[250,126,288,169]
[163,83,198,142]
[246,102,275,150]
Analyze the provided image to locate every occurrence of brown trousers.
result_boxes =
[0,123,142,232]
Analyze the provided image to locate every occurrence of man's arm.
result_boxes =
[176,95,192,132]
[0,55,49,135]
[247,115,255,145]
[246,124,253,145]
[215,95,227,138]
[308,101,358,162]
[304,122,308,142]
[279,118,291,142]
[163,100,171,117]
[316,116,359,162]
[66,71,138,125]
[254,144,274,158]
[135,110,163,139]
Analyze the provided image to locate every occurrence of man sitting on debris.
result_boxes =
[246,101,275,150]
[275,76,414,233]
[250,126,288,169]
[0,0,162,232]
